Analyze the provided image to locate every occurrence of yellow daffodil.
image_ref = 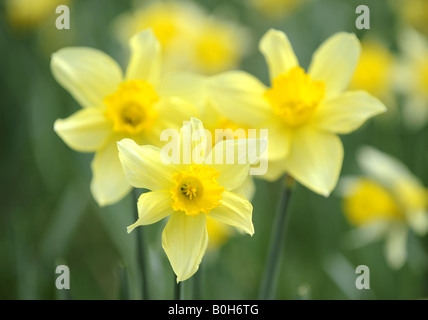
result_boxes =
[349,39,395,106]
[395,28,428,130]
[118,118,266,282]
[52,29,197,206]
[113,0,250,75]
[248,0,303,19]
[340,146,428,269]
[5,0,69,29]
[391,0,428,36]
[206,29,386,196]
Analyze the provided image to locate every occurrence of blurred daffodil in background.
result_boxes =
[52,29,198,206]
[113,0,250,75]
[5,0,69,29]
[206,29,386,196]
[118,118,266,282]
[395,29,428,130]
[248,0,304,19]
[340,146,428,269]
[391,0,428,37]
[349,38,396,108]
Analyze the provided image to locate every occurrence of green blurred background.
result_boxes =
[1,0,428,299]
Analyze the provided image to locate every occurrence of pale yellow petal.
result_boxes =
[384,225,408,270]
[117,138,178,190]
[54,108,112,152]
[206,71,271,127]
[285,128,344,196]
[176,117,210,165]
[406,210,428,236]
[209,191,254,235]
[206,138,267,190]
[127,190,173,233]
[262,158,287,182]
[308,33,360,98]
[90,139,131,206]
[51,47,123,108]
[266,116,291,161]
[312,91,386,134]
[157,72,208,109]
[146,97,200,148]
[162,212,208,282]
[259,28,299,81]
[125,29,162,86]
[232,176,256,201]
[357,146,422,190]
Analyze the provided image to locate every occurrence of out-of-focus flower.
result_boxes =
[5,0,69,29]
[118,118,266,282]
[52,29,197,206]
[113,0,250,75]
[205,29,386,196]
[395,29,428,130]
[248,0,303,19]
[340,146,428,269]
[349,39,396,106]
[391,0,428,36]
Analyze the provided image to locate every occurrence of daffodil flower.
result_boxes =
[117,118,266,282]
[206,29,386,196]
[113,0,250,75]
[340,146,428,269]
[52,29,197,206]
[395,28,428,130]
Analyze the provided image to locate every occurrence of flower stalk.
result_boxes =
[259,175,295,300]
[132,188,150,300]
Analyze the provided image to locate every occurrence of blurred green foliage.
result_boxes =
[1,0,427,300]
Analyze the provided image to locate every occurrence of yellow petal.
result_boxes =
[209,191,254,235]
[312,91,386,134]
[384,225,408,269]
[259,28,299,81]
[157,72,208,108]
[206,71,271,127]
[146,97,200,148]
[406,210,428,236]
[127,190,172,233]
[125,29,162,86]
[262,158,287,182]
[232,176,256,201]
[206,138,267,190]
[357,146,421,190]
[51,47,123,108]
[117,138,178,190]
[266,116,291,161]
[90,139,132,206]
[285,128,343,196]
[54,108,112,152]
[308,33,360,98]
[162,212,208,282]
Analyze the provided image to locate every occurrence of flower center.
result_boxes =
[265,66,325,128]
[171,164,224,216]
[420,60,428,91]
[104,80,159,135]
[343,179,404,226]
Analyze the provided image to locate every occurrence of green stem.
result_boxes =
[132,188,149,300]
[174,280,182,300]
[258,175,294,300]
